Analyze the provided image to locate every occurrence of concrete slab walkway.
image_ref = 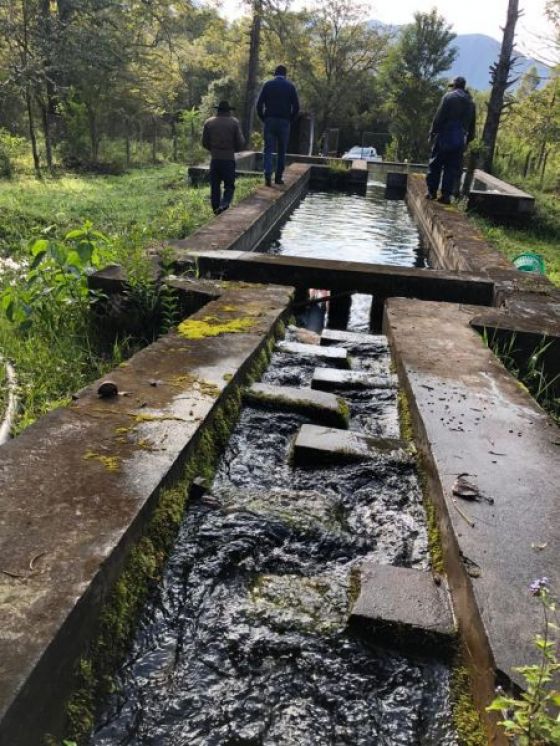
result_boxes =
[385,298,560,701]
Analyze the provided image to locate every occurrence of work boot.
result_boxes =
[265,174,272,187]
[275,176,285,185]
[437,195,451,205]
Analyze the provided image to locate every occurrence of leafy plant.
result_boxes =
[487,579,560,744]
[483,330,560,424]
[0,221,109,331]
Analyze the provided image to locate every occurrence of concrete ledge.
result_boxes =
[469,169,535,217]
[293,424,407,464]
[406,174,514,276]
[169,163,310,258]
[385,297,560,732]
[275,341,350,369]
[0,284,293,745]
[311,368,395,391]
[349,563,455,654]
[244,383,349,428]
[179,249,496,307]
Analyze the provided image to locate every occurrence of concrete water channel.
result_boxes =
[0,156,559,746]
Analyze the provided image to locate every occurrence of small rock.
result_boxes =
[97,380,119,398]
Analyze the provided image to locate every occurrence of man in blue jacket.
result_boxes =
[426,76,476,204]
[257,64,300,187]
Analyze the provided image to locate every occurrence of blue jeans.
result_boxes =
[426,142,464,198]
[210,159,236,211]
[263,117,290,180]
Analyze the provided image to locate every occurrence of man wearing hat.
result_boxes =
[202,101,245,214]
[426,76,476,204]
[257,65,300,187]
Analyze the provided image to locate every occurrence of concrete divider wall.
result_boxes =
[385,298,560,744]
[0,283,293,745]
[172,163,311,261]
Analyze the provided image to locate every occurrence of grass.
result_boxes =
[470,188,560,287]
[0,164,261,433]
[0,164,260,258]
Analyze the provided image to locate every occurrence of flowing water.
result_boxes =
[91,329,457,746]
[261,183,426,331]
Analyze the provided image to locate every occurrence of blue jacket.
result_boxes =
[256,76,300,122]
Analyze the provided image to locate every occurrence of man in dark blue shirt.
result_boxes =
[256,64,300,186]
[426,76,476,204]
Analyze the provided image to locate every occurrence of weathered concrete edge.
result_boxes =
[0,295,293,746]
[385,299,554,744]
[384,302,513,745]
[170,163,311,263]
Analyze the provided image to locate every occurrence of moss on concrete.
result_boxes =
[337,397,350,425]
[397,390,414,443]
[58,318,286,745]
[82,451,121,473]
[177,314,256,339]
[451,664,487,746]
[398,389,445,575]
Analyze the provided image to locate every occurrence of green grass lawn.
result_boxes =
[470,191,560,287]
[0,164,259,256]
[0,164,261,432]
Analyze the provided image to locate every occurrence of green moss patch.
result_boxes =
[177,315,256,339]
[451,665,487,746]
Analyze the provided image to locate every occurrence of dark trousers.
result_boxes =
[210,158,236,211]
[426,143,464,198]
[263,117,290,179]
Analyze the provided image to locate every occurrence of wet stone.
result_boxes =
[294,424,409,465]
[275,341,350,369]
[320,328,387,346]
[311,367,396,392]
[244,383,349,428]
[350,564,456,651]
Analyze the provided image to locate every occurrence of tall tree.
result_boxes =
[381,10,456,162]
[481,0,521,172]
[242,0,263,142]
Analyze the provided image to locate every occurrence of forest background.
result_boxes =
[0,0,558,180]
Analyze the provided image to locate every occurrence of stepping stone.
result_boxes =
[320,329,387,346]
[245,384,349,428]
[311,367,396,392]
[293,424,406,464]
[275,341,350,369]
[349,563,455,654]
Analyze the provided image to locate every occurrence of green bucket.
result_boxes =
[513,252,545,274]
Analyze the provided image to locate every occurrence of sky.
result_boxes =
[217,0,555,58]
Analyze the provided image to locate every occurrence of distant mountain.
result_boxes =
[450,34,550,91]
[370,21,550,90]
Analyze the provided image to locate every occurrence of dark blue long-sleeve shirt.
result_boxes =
[256,76,300,122]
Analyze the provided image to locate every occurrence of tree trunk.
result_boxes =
[522,150,532,177]
[124,119,131,168]
[481,0,520,172]
[39,100,55,175]
[242,0,262,144]
[171,119,178,162]
[26,89,41,178]
[540,149,549,188]
[87,106,99,161]
[152,116,158,163]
